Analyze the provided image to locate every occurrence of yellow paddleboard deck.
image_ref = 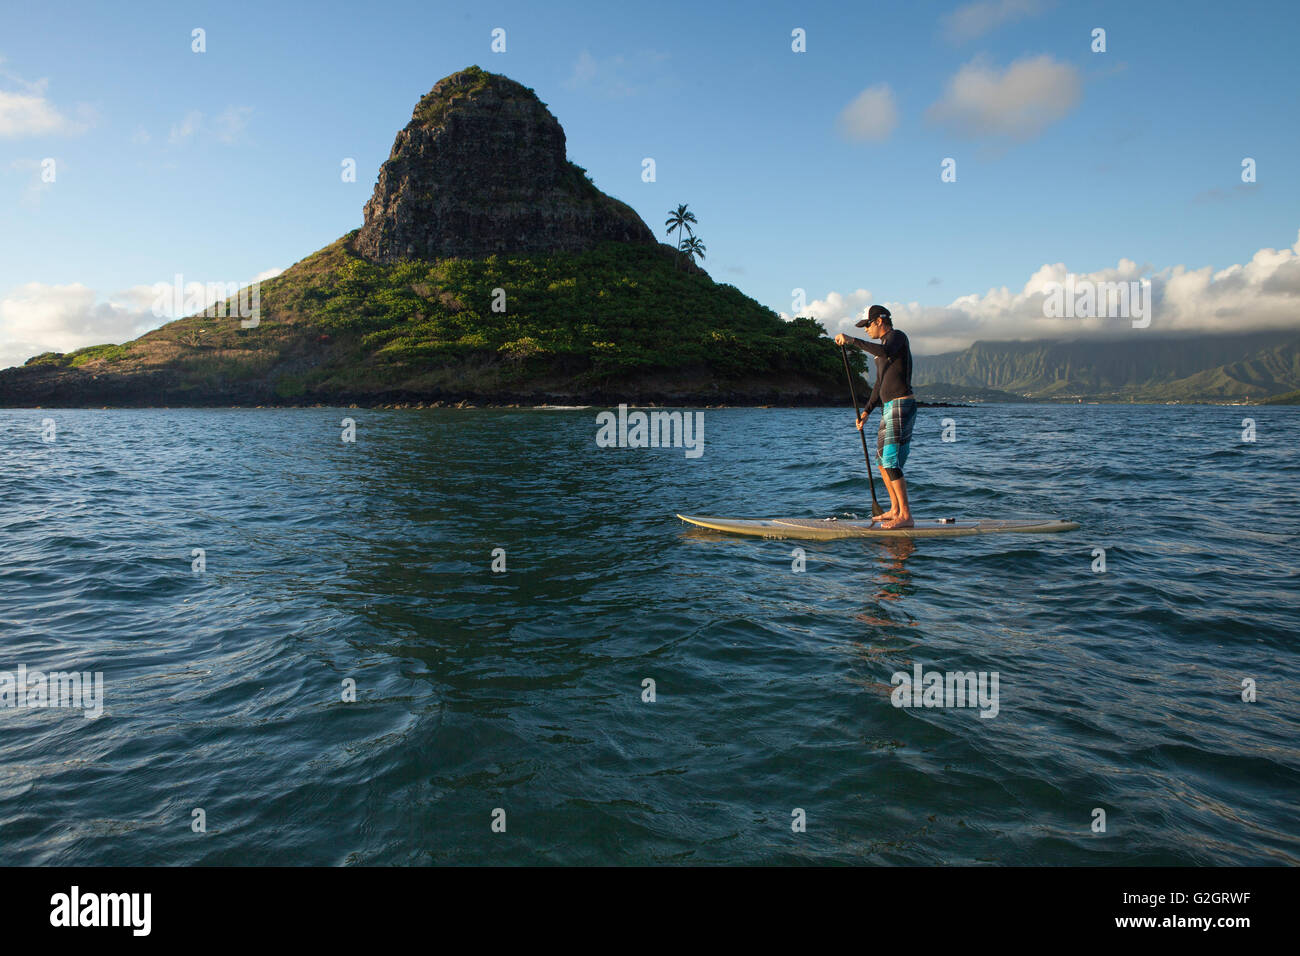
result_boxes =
[677,514,1080,540]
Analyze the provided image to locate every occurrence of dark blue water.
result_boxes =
[2,405,1297,864]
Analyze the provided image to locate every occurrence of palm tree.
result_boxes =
[665,204,697,270]
[680,235,707,267]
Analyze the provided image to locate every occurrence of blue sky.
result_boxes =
[2,0,1298,365]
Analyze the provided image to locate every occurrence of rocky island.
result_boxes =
[0,66,849,408]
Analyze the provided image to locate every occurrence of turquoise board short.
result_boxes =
[877,397,916,472]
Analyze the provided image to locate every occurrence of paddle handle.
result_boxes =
[840,343,883,516]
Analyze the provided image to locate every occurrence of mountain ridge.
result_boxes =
[914,331,1300,402]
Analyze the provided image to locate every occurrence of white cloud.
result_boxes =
[0,283,157,369]
[168,110,203,145]
[212,106,253,143]
[168,106,253,145]
[0,90,69,137]
[941,0,1046,44]
[567,51,600,89]
[927,55,1080,140]
[783,230,1300,355]
[0,61,92,138]
[786,288,876,332]
[562,50,673,98]
[836,84,898,142]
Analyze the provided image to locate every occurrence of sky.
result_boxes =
[2,0,1298,367]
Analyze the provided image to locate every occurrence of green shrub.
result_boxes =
[24,352,70,367]
[68,344,131,367]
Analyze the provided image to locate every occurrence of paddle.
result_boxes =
[840,343,885,518]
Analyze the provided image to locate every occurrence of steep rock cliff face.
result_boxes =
[356,66,656,262]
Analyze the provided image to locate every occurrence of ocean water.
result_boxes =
[2,404,1297,865]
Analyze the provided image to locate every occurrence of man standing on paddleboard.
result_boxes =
[834,305,916,529]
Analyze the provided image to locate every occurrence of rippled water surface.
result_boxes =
[2,405,1297,865]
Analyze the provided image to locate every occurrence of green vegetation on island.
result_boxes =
[12,231,848,405]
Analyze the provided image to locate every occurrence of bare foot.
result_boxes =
[872,510,898,524]
[880,515,914,530]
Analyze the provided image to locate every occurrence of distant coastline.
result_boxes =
[12,397,1295,412]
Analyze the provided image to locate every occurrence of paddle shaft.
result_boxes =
[839,344,884,516]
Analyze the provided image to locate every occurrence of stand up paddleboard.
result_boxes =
[677,514,1080,540]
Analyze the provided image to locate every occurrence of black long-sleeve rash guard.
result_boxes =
[851,328,913,414]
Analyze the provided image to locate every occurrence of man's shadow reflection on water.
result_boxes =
[854,536,917,625]
[851,537,922,698]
